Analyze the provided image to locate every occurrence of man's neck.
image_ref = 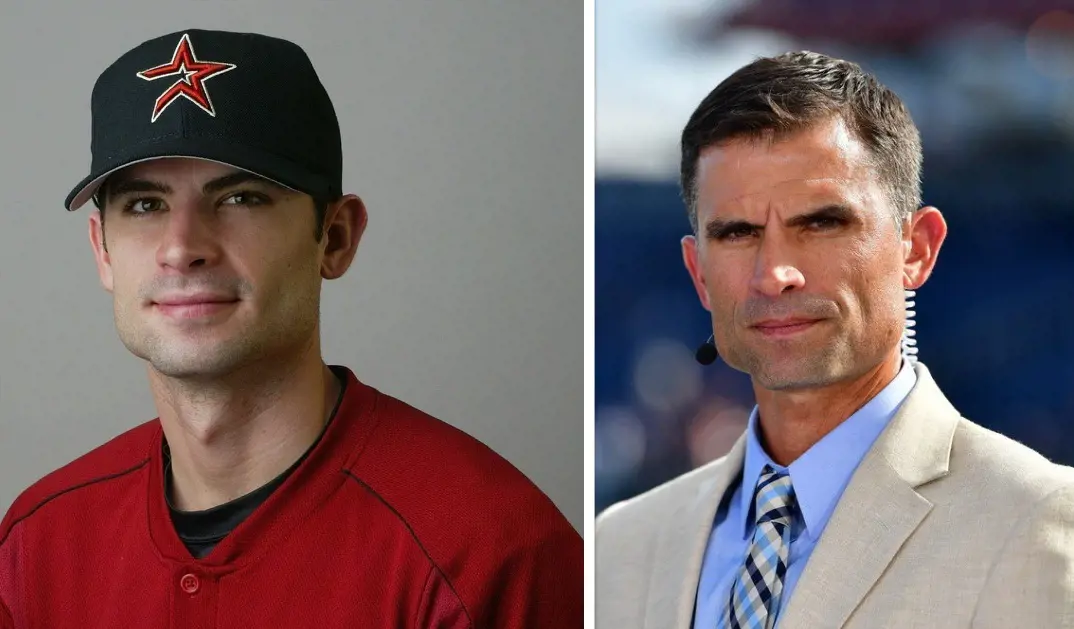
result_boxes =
[752,350,902,467]
[150,347,341,512]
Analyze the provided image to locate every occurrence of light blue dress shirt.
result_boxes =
[692,360,917,628]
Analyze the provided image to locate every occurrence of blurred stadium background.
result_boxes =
[596,0,1074,513]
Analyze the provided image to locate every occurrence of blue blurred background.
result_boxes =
[595,0,1074,513]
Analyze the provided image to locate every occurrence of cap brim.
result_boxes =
[65,136,337,211]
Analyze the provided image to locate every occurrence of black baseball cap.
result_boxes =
[65,29,342,211]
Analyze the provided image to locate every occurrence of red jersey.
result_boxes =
[0,367,582,627]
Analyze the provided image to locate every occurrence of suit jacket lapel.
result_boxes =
[777,363,961,629]
[776,448,933,629]
[644,433,748,629]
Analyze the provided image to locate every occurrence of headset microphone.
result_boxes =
[695,334,718,365]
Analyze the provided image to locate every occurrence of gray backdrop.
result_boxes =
[0,0,581,530]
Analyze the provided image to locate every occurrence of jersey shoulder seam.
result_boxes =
[341,469,474,628]
[0,459,149,548]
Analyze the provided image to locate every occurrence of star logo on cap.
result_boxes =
[136,33,236,123]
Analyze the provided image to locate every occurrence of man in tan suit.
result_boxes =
[596,51,1074,628]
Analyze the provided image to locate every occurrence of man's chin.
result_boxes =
[145,355,240,380]
[743,353,842,391]
[124,341,251,381]
[754,372,837,392]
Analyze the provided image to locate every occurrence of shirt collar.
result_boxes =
[739,359,917,540]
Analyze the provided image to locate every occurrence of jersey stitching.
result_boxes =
[0,460,149,548]
[341,470,474,628]
[413,563,437,629]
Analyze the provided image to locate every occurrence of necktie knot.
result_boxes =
[754,465,797,529]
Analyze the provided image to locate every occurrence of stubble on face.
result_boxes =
[114,263,323,381]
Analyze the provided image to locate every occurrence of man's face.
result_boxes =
[89,157,326,380]
[682,116,911,391]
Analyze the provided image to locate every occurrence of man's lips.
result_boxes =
[751,318,822,337]
[151,294,239,318]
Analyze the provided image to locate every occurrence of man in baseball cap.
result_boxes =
[1,29,581,628]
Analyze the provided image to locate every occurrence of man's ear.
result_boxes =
[682,234,712,312]
[320,194,368,280]
[88,210,114,292]
[903,206,947,290]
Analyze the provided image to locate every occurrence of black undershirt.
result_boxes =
[164,367,347,559]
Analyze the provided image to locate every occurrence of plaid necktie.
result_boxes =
[725,465,799,629]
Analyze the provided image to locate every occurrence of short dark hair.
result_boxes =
[679,51,922,232]
[94,181,333,245]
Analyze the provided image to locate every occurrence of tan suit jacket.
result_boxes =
[596,363,1074,628]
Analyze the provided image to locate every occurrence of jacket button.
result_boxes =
[180,573,200,594]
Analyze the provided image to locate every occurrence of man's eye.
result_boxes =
[221,192,266,206]
[722,227,755,241]
[809,217,841,230]
[123,198,164,214]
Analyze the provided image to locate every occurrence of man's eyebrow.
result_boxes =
[703,204,856,239]
[105,178,172,198]
[201,171,290,195]
[785,204,856,227]
[704,217,760,240]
